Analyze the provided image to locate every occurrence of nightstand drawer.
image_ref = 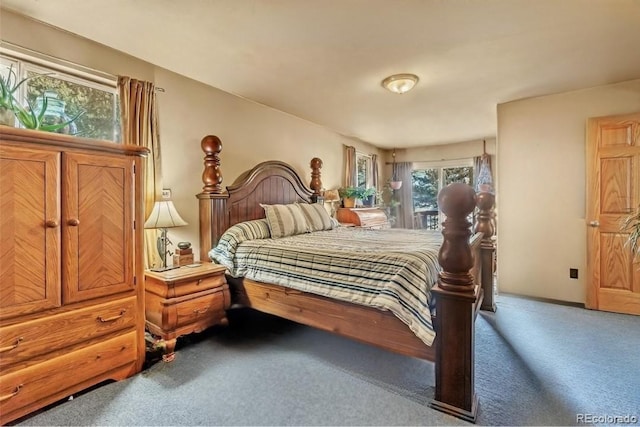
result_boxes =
[145,264,227,299]
[175,290,228,328]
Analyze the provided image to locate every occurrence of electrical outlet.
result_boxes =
[569,268,578,279]
[161,188,172,199]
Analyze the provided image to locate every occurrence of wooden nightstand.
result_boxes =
[144,263,230,361]
[336,207,390,229]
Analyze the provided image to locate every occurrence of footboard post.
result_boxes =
[430,183,479,423]
[475,191,497,312]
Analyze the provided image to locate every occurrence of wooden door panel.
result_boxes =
[63,152,134,303]
[600,157,632,214]
[0,146,60,319]
[599,233,631,290]
[587,112,640,315]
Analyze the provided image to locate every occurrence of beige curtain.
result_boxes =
[118,76,163,269]
[371,153,379,196]
[394,162,414,228]
[344,145,356,187]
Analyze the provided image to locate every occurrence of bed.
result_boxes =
[195,135,497,422]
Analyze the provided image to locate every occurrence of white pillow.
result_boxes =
[260,203,310,238]
[297,202,335,232]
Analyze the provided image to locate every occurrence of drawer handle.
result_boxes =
[0,337,23,353]
[97,309,126,323]
[67,218,80,226]
[0,385,23,403]
[45,219,59,228]
[193,306,210,315]
[197,279,203,285]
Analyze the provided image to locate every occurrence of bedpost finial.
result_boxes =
[201,135,222,154]
[201,135,223,194]
[437,183,476,292]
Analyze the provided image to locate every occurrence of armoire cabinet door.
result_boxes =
[0,146,61,319]
[62,152,135,303]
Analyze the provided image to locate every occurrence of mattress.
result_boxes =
[210,221,442,345]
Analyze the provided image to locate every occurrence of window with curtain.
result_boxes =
[1,47,120,141]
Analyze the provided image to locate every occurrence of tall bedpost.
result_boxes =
[474,191,497,312]
[430,183,479,423]
[196,135,229,261]
[309,157,323,203]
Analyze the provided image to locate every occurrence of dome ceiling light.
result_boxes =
[381,73,419,94]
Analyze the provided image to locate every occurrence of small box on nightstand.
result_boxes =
[173,252,194,266]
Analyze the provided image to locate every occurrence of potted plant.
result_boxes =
[360,187,377,207]
[12,91,84,134]
[339,187,360,208]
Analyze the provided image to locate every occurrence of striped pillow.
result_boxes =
[297,202,335,231]
[261,203,310,238]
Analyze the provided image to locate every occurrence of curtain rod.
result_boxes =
[384,155,479,165]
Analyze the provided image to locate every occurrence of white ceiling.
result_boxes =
[2,0,640,148]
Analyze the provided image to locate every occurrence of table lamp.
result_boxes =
[323,189,340,216]
[144,200,188,272]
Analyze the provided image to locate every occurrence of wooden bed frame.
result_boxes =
[195,135,496,422]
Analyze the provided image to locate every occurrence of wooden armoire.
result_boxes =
[0,127,147,424]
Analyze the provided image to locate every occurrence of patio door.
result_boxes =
[586,112,640,315]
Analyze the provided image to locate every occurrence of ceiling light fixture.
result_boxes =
[381,73,419,94]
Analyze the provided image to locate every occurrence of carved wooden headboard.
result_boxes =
[196,135,323,260]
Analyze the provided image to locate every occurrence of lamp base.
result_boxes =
[149,266,180,273]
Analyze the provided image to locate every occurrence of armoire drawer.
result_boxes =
[0,332,137,423]
[0,297,137,369]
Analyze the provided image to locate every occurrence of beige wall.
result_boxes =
[1,10,381,260]
[497,79,640,303]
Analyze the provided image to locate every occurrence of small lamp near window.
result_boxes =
[322,189,340,216]
[144,200,188,272]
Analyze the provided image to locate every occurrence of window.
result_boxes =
[1,46,120,142]
[356,152,372,188]
[412,164,473,230]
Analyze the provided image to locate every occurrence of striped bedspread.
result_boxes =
[210,223,443,346]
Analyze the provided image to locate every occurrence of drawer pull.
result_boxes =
[0,337,23,353]
[197,279,203,285]
[67,218,80,226]
[45,219,59,228]
[193,306,210,315]
[0,385,23,402]
[97,309,126,323]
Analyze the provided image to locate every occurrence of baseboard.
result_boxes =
[498,292,585,309]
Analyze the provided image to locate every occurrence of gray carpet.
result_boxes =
[15,295,640,426]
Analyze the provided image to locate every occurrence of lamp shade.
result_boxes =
[144,200,188,229]
[323,189,340,202]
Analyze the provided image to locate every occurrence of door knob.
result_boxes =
[67,218,80,226]
[588,220,600,227]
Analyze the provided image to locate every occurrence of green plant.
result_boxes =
[339,187,360,199]
[339,186,376,200]
[622,207,640,257]
[0,65,30,112]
